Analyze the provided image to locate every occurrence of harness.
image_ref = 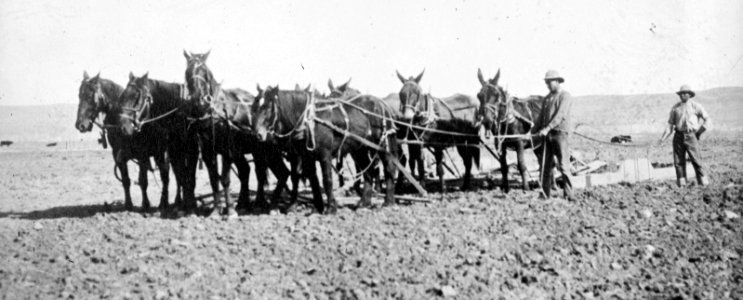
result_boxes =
[119,84,182,131]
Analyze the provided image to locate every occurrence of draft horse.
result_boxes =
[476,68,544,193]
[396,70,480,192]
[253,87,399,214]
[118,72,201,214]
[183,50,290,215]
[75,71,177,211]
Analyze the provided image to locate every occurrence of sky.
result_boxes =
[0,0,742,106]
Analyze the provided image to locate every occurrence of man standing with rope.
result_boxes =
[533,70,575,201]
[658,85,711,187]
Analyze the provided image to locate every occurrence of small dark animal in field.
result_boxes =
[610,135,632,144]
[46,142,58,147]
[0,140,12,147]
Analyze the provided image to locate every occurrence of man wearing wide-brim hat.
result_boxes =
[532,70,575,201]
[659,84,711,187]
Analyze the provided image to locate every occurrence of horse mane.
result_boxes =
[95,78,124,126]
[149,79,187,115]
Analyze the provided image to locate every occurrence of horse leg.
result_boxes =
[499,146,510,193]
[286,155,302,213]
[434,148,445,192]
[119,162,133,211]
[319,152,337,214]
[183,145,200,214]
[516,141,531,191]
[395,144,407,189]
[353,152,373,208]
[305,159,325,214]
[138,159,151,211]
[458,146,473,191]
[201,148,224,214]
[267,150,290,212]
[379,150,398,207]
[410,144,425,183]
[155,152,170,210]
[221,156,238,218]
[235,154,256,212]
[336,157,345,189]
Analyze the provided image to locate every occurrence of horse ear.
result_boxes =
[129,72,135,82]
[142,72,149,81]
[203,49,211,61]
[305,84,311,92]
[477,68,486,85]
[340,77,351,90]
[414,69,425,84]
[92,72,100,81]
[256,83,263,94]
[327,78,335,91]
[295,83,301,91]
[183,49,191,60]
[83,71,90,81]
[491,68,501,85]
[396,70,406,84]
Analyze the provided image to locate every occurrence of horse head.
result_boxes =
[328,78,360,99]
[396,69,425,121]
[183,50,217,117]
[118,72,153,136]
[476,68,508,134]
[76,71,106,132]
[253,84,279,142]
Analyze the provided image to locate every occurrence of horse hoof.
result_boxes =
[382,201,395,207]
[324,206,338,215]
[269,209,281,216]
[124,203,134,211]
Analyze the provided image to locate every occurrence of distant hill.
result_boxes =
[0,87,740,145]
[381,87,743,134]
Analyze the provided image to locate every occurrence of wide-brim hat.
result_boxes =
[676,84,695,97]
[544,70,564,83]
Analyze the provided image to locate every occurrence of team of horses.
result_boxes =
[75,51,547,217]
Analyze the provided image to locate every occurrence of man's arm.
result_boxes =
[696,103,711,129]
[659,123,674,144]
[659,109,676,144]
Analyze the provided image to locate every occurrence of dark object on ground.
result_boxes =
[611,135,632,144]
[0,140,12,147]
[46,142,58,147]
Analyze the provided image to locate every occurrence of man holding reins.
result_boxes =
[658,85,711,187]
[533,70,575,201]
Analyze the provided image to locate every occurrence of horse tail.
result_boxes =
[113,163,122,182]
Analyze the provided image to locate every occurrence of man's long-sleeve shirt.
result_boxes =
[538,89,572,133]
[667,100,710,132]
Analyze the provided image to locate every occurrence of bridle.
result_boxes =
[188,61,215,105]
[399,81,435,125]
[119,84,154,131]
[261,90,314,140]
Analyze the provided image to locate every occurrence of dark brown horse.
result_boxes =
[183,50,290,215]
[477,68,544,192]
[253,87,399,214]
[118,72,201,214]
[396,70,480,192]
[75,71,177,211]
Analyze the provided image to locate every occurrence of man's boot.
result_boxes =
[698,176,709,186]
[677,178,688,187]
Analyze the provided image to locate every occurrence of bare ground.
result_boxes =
[0,134,742,299]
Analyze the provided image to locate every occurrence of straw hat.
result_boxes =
[544,70,564,83]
